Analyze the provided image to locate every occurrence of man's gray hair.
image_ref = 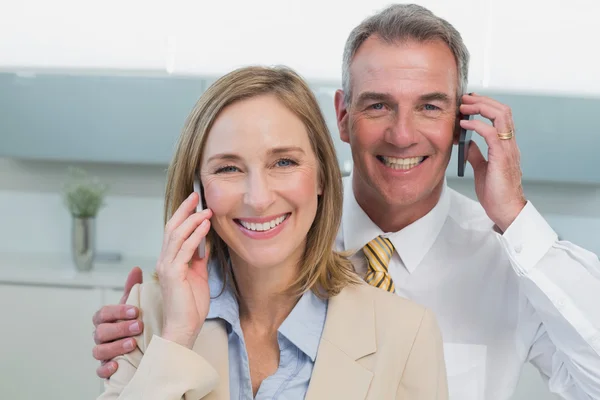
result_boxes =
[342,3,470,105]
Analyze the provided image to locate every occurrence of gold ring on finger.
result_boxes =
[497,130,514,140]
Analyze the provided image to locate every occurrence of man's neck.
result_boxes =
[352,176,444,233]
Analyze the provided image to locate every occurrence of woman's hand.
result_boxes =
[156,192,213,349]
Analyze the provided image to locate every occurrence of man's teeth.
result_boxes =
[382,156,425,170]
[239,215,287,232]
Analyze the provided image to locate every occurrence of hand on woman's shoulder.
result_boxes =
[122,281,165,352]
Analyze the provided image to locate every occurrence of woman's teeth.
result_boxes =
[238,214,288,231]
[381,156,425,170]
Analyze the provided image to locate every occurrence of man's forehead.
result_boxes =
[349,37,458,97]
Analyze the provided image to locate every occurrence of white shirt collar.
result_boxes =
[341,174,451,273]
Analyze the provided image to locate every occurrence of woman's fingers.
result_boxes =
[160,208,212,265]
[173,219,212,268]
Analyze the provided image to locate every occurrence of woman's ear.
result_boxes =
[317,172,324,196]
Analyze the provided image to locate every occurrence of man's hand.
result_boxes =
[459,93,527,232]
[93,267,144,379]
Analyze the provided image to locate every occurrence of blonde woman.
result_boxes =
[97,66,448,400]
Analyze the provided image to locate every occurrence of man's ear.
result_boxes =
[334,90,350,144]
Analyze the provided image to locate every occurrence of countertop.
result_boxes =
[0,252,157,290]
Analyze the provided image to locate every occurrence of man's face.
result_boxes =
[337,36,459,213]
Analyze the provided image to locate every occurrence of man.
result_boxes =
[91,4,600,399]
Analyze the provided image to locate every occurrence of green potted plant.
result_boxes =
[62,167,109,271]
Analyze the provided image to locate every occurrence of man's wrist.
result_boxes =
[494,198,527,233]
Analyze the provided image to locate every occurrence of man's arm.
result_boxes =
[502,202,600,399]
[461,93,600,397]
[97,283,220,400]
[93,267,144,379]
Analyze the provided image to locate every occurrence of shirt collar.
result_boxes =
[278,289,327,362]
[206,259,239,327]
[205,259,327,362]
[341,174,451,273]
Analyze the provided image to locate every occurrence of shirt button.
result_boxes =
[557,299,566,309]
[514,243,523,253]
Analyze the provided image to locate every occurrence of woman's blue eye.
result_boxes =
[217,165,238,173]
[276,159,295,167]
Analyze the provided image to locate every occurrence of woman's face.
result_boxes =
[200,94,322,270]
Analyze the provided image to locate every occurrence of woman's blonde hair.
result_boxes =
[162,65,360,298]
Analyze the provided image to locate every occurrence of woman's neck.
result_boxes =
[230,253,301,332]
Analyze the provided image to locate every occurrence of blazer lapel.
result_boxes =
[306,283,376,400]
[189,319,230,400]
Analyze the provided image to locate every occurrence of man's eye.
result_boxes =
[424,104,439,111]
[370,103,385,110]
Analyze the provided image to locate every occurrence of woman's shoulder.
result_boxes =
[123,281,165,351]
[342,282,440,342]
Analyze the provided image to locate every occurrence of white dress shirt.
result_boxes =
[336,176,600,400]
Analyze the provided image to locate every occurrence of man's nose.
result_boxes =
[384,111,418,148]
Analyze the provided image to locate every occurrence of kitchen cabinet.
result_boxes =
[445,89,600,185]
[0,71,206,165]
[0,283,103,400]
[0,252,155,400]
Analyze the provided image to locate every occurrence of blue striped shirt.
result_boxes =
[206,263,328,399]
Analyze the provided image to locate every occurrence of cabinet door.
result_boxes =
[104,288,126,305]
[0,72,205,165]
[0,284,103,400]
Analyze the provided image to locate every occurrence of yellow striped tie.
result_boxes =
[363,236,396,293]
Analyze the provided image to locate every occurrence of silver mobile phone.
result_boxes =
[193,174,206,258]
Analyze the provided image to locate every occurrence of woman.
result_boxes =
[97,66,448,400]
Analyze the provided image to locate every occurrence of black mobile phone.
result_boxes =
[457,113,472,177]
[193,174,206,258]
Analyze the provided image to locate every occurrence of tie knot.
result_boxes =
[363,236,394,272]
[363,236,396,293]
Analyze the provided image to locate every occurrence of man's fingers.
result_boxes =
[92,337,138,362]
[467,140,486,170]
[93,319,143,344]
[92,305,139,327]
[120,267,143,304]
[96,361,118,379]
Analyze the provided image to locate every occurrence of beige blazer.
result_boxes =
[98,281,448,400]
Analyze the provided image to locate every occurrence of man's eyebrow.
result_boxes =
[419,92,452,104]
[354,91,452,106]
[355,91,395,105]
